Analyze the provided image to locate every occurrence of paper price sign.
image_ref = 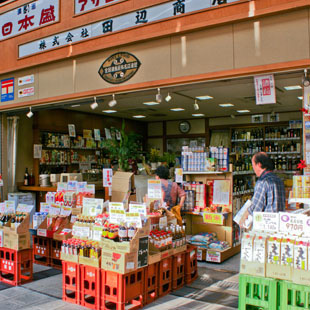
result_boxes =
[110,209,126,224]
[61,206,72,216]
[175,168,183,183]
[40,203,50,213]
[92,226,103,241]
[49,203,61,216]
[83,198,104,216]
[17,204,34,213]
[57,182,68,191]
[253,212,279,232]
[5,201,16,214]
[68,181,78,191]
[77,182,87,192]
[126,212,142,228]
[109,202,124,211]
[148,180,162,199]
[203,212,224,225]
[279,212,305,235]
[129,203,147,216]
[103,169,113,187]
[0,203,5,213]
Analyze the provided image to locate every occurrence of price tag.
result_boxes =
[253,212,279,232]
[5,201,16,213]
[175,168,183,183]
[148,180,162,199]
[279,212,305,235]
[109,202,124,211]
[206,250,221,263]
[110,209,126,224]
[203,212,224,225]
[92,226,103,241]
[129,203,147,216]
[126,212,142,228]
[40,203,50,213]
[83,198,104,216]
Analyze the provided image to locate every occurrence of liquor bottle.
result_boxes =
[29,169,35,186]
[24,168,29,186]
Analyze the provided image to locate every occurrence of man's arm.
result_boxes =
[248,181,266,215]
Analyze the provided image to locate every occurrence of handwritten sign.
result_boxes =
[138,236,149,268]
[40,202,50,213]
[110,209,126,224]
[203,212,224,225]
[148,180,162,199]
[129,203,147,217]
[126,212,142,228]
[49,203,61,215]
[109,202,124,211]
[279,212,305,235]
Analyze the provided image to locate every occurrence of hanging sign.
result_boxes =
[254,74,276,105]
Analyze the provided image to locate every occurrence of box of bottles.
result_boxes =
[37,215,69,238]
[2,212,30,235]
[3,231,30,251]
[53,223,73,241]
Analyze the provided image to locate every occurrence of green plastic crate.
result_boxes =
[280,280,310,310]
[239,274,279,310]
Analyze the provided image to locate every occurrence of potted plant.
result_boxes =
[163,152,176,168]
[102,120,142,171]
[149,148,160,170]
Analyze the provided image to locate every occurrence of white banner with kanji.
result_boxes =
[254,74,276,105]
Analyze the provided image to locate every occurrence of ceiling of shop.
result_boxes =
[14,70,304,121]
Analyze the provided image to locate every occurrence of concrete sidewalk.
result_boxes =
[0,254,240,310]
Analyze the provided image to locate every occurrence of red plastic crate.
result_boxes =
[32,235,51,266]
[80,264,100,310]
[185,245,198,285]
[62,261,80,305]
[172,252,185,291]
[100,269,144,310]
[158,256,172,297]
[51,240,62,260]
[0,248,33,286]
[143,262,159,305]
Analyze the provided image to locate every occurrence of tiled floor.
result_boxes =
[0,253,240,310]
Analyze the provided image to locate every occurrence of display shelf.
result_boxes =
[274,170,297,174]
[265,137,301,141]
[266,151,301,155]
[43,146,70,149]
[233,189,254,196]
[230,152,255,156]
[183,171,226,175]
[288,198,310,204]
[18,185,57,192]
[40,163,70,166]
[231,138,263,142]
[233,171,254,176]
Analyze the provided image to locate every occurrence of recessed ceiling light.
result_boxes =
[170,108,185,111]
[102,110,117,113]
[133,115,146,118]
[143,101,160,106]
[284,85,302,90]
[298,96,303,100]
[219,103,234,107]
[192,113,205,117]
[196,95,213,100]
[237,110,250,113]
[71,104,81,108]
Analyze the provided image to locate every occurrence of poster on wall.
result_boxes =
[18,86,34,98]
[254,74,276,105]
[33,144,42,159]
[68,124,76,137]
[18,75,34,86]
[1,78,14,102]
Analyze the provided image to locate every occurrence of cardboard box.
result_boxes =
[292,269,310,286]
[0,230,3,247]
[240,261,266,277]
[37,216,68,238]
[266,263,292,281]
[148,249,174,264]
[3,231,30,250]
[112,172,135,202]
[53,223,73,241]
[3,212,30,235]
[60,252,79,263]
[79,256,101,268]
[100,219,150,253]
[101,249,138,274]
[197,248,206,261]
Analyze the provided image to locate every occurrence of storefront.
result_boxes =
[0,1,308,305]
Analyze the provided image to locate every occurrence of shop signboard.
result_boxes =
[19,0,243,58]
[0,0,59,41]
[254,74,276,105]
[75,0,125,14]
[1,78,14,102]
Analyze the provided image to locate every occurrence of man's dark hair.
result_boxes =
[253,152,274,170]
[155,165,169,179]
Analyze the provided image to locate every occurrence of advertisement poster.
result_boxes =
[254,74,276,105]
[103,169,113,187]
[68,124,76,137]
[1,78,14,102]
[94,129,101,141]
[18,86,34,98]
[18,74,34,86]
[213,180,230,205]
[148,180,162,199]
[33,144,42,159]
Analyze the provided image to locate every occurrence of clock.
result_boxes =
[179,121,191,134]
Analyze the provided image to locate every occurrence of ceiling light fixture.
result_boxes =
[193,100,200,111]
[143,101,160,106]
[90,96,98,110]
[133,115,146,118]
[26,107,33,118]
[219,103,234,107]
[170,108,185,112]
[196,95,213,100]
[230,114,236,119]
[237,110,250,113]
[165,92,172,102]
[108,94,117,107]
[298,96,303,100]
[102,110,117,113]
[303,69,310,87]
[192,113,205,117]
[156,88,162,103]
[71,104,81,108]
[284,85,302,91]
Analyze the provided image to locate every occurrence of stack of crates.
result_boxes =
[0,247,33,286]
[62,245,198,309]
[32,235,62,269]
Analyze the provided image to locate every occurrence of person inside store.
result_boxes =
[239,152,285,228]
[155,165,186,211]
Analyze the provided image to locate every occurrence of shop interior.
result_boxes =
[5,69,304,263]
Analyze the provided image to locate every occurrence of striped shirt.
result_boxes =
[248,170,285,215]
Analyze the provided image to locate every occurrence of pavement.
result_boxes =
[0,254,240,310]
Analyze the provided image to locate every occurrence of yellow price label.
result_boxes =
[203,212,224,225]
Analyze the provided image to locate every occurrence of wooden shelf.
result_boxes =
[183,171,228,175]
[18,185,56,192]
